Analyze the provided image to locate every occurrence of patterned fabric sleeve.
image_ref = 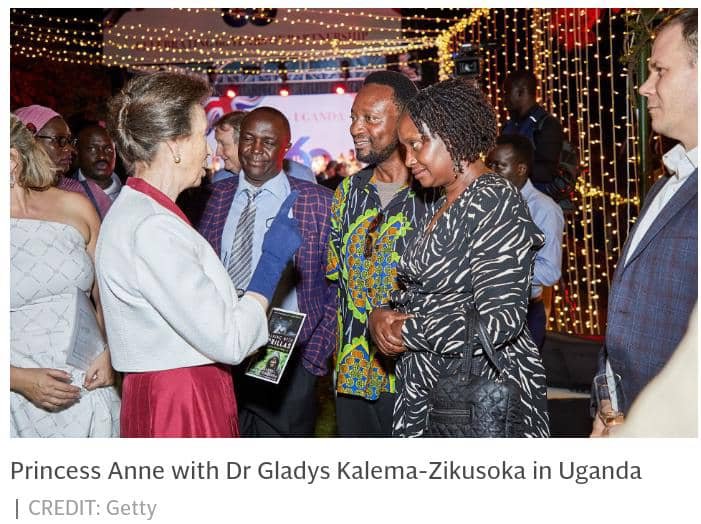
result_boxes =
[302,191,339,373]
[469,181,542,348]
[325,178,348,283]
[402,312,469,355]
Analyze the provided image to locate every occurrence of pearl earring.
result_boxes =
[166,142,181,164]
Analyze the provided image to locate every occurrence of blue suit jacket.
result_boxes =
[600,169,697,412]
[197,174,337,376]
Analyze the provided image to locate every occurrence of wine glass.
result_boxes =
[593,372,624,433]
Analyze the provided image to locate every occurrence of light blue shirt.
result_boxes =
[521,179,564,299]
[220,171,299,312]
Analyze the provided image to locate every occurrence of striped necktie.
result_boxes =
[227,188,261,293]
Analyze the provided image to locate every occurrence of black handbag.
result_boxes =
[425,308,526,438]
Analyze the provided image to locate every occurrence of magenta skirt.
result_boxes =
[120,364,238,438]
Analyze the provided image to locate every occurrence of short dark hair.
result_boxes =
[656,8,697,65]
[107,71,211,171]
[241,106,291,142]
[505,70,537,96]
[77,124,113,147]
[363,70,418,110]
[404,78,497,165]
[214,110,247,140]
[495,134,534,174]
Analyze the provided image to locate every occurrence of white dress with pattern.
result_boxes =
[10,218,120,437]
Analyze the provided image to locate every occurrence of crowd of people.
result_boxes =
[9,9,697,438]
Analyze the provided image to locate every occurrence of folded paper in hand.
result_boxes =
[65,291,105,371]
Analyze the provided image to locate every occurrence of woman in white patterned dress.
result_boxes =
[369,79,549,437]
[9,114,120,437]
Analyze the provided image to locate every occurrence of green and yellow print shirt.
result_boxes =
[326,168,437,400]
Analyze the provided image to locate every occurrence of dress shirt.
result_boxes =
[521,179,564,299]
[220,171,298,312]
[625,145,698,265]
[77,169,123,201]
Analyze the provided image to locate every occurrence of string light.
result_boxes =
[11,7,452,71]
[12,20,437,68]
[12,17,440,75]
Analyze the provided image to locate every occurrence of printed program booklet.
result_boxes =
[245,308,306,384]
[65,291,105,371]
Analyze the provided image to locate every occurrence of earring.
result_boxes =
[453,160,461,180]
[165,142,181,164]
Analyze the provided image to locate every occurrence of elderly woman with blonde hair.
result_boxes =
[9,114,120,437]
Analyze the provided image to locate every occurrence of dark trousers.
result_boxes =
[527,299,547,351]
[335,392,396,437]
[236,354,318,437]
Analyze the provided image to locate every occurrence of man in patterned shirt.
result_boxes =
[327,71,436,436]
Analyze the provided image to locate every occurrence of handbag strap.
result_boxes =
[468,307,507,378]
[460,306,477,375]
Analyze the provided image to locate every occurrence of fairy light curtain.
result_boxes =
[439,8,642,335]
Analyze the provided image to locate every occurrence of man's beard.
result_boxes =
[356,138,398,165]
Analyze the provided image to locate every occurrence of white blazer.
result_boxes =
[96,186,268,372]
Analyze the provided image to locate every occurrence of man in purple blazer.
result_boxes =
[198,107,336,437]
[592,9,698,435]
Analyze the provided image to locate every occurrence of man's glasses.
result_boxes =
[35,135,77,149]
[364,212,384,258]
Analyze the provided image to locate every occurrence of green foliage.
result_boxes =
[621,9,678,112]
[621,8,677,70]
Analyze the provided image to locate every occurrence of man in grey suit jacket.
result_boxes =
[592,9,698,436]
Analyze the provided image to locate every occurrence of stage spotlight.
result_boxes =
[279,84,290,97]
[226,87,237,98]
[334,84,346,95]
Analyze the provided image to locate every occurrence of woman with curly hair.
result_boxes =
[369,78,549,437]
